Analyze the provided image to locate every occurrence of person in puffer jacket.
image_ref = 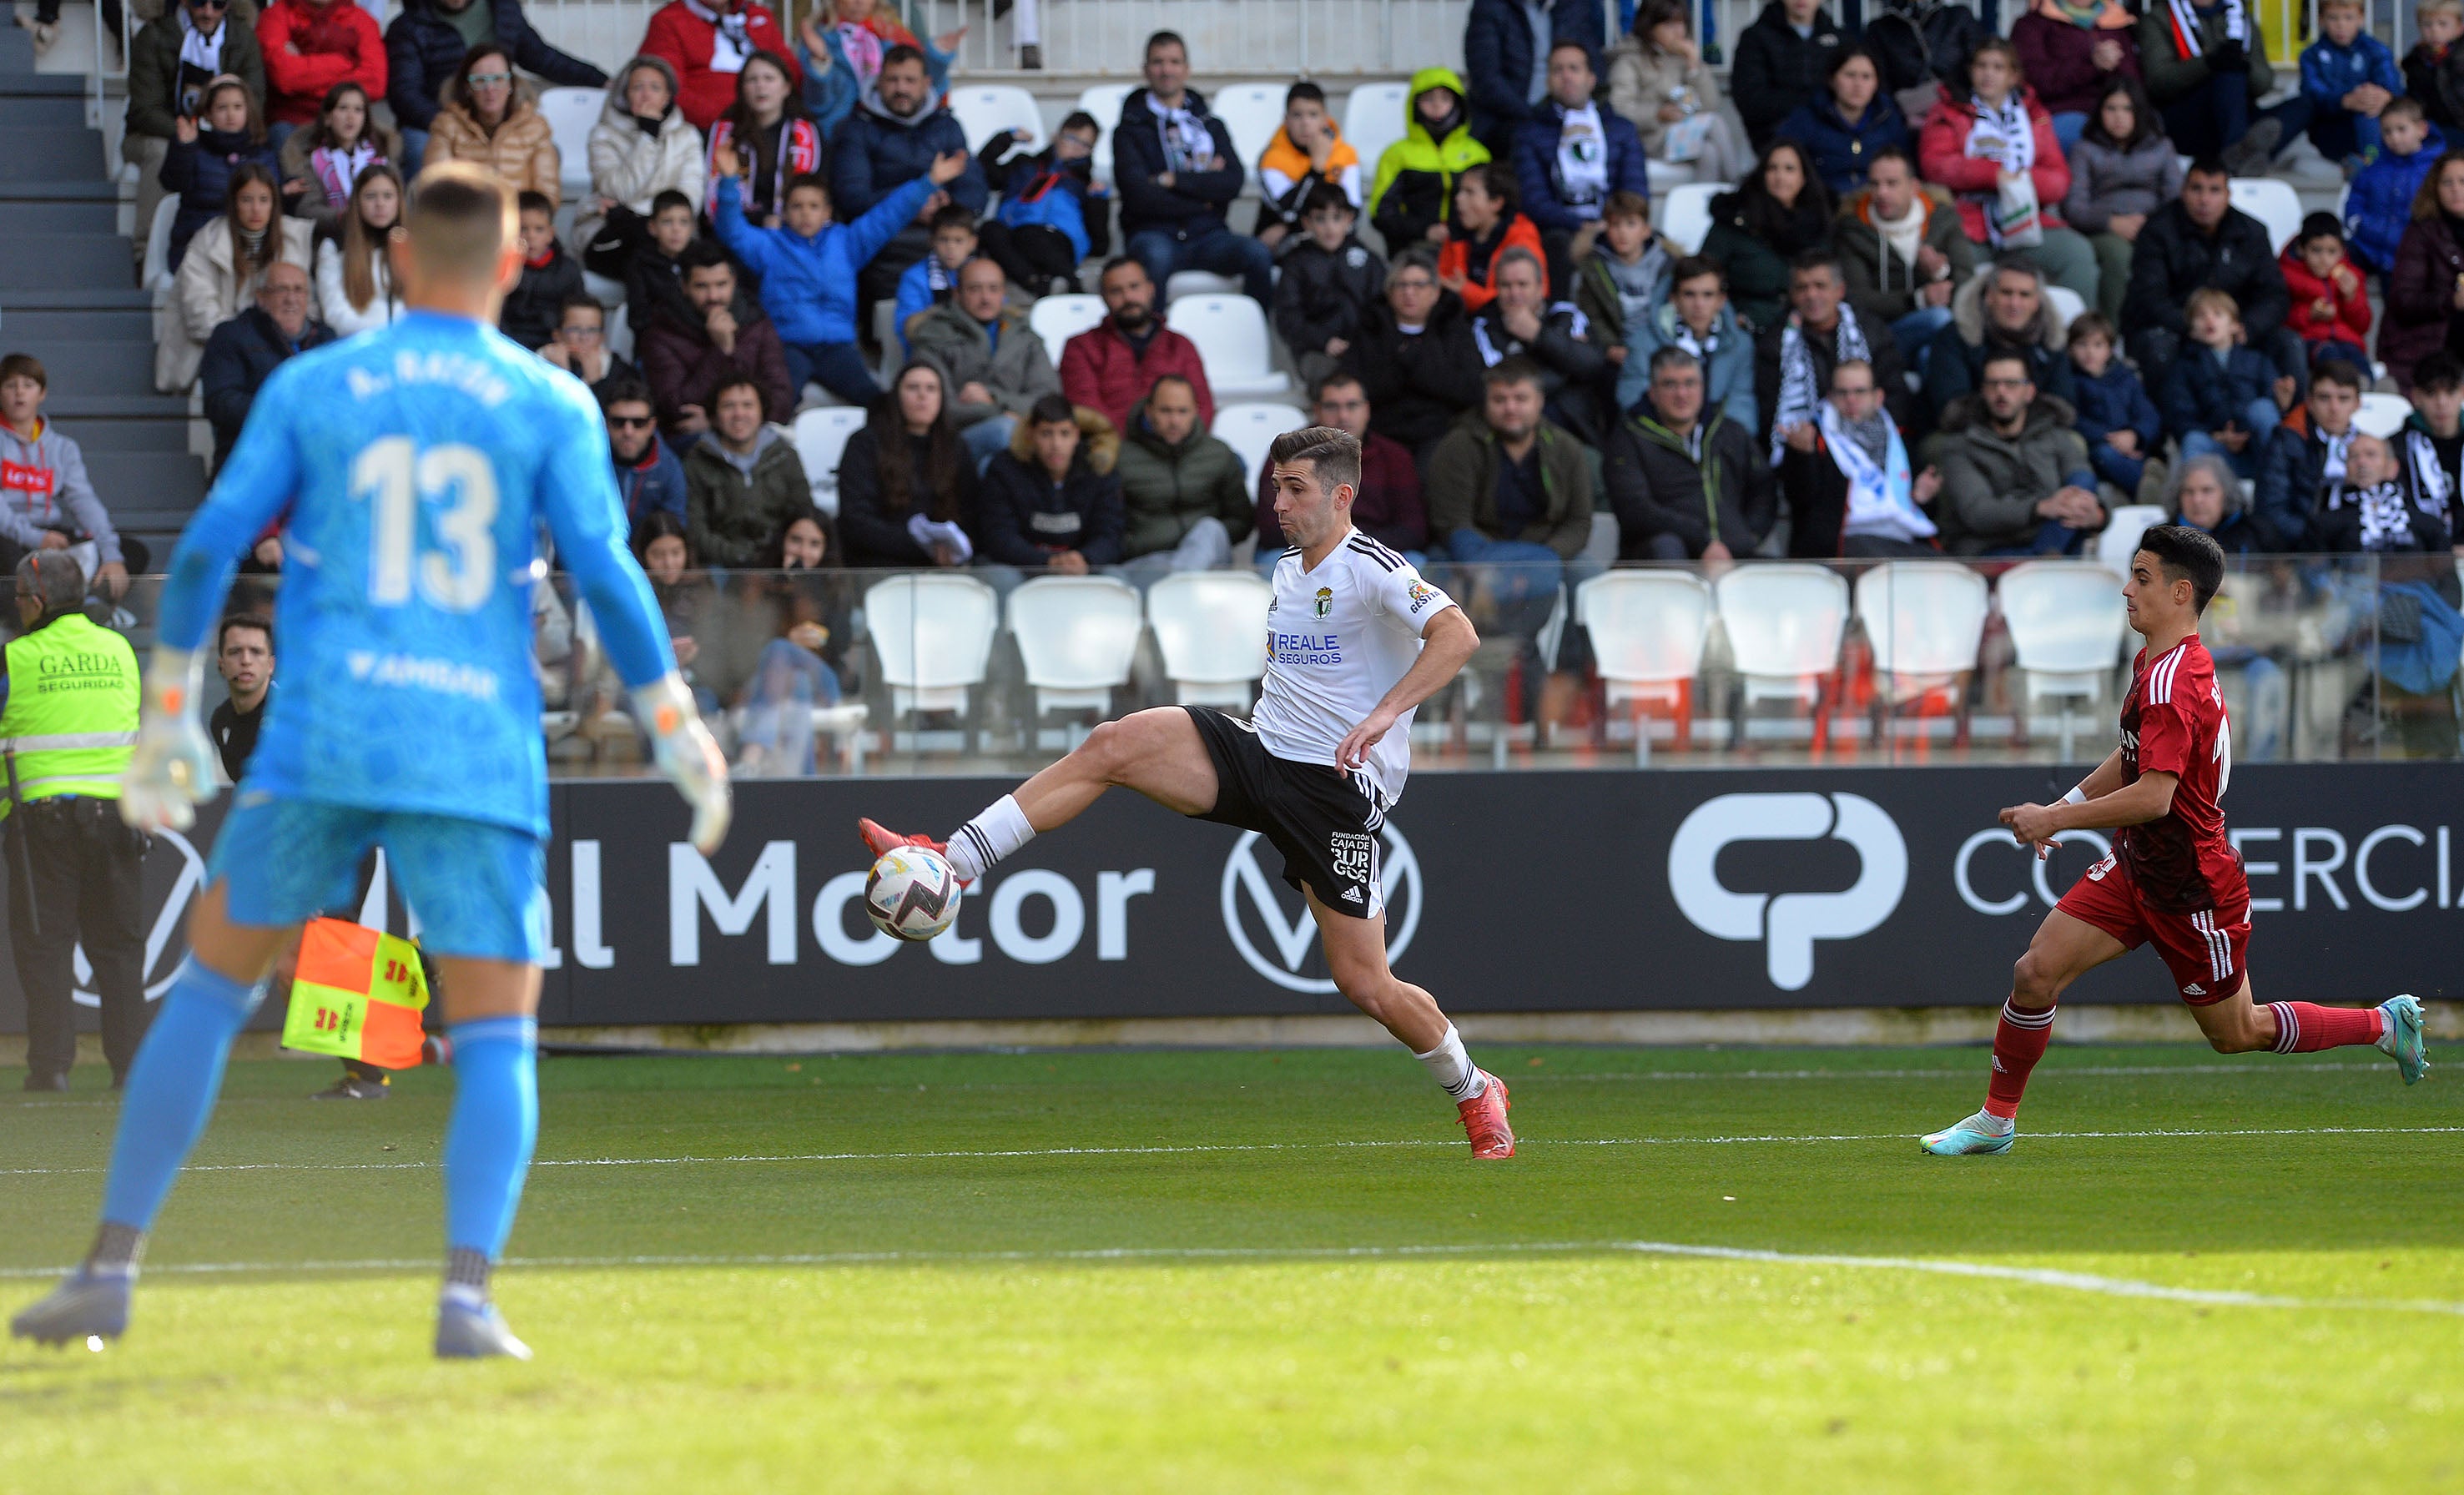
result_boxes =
[1370,68,1490,254]
[971,395,1126,571]
[1272,185,1389,390]
[2345,96,2446,276]
[160,75,280,269]
[712,142,960,406]
[978,111,1107,294]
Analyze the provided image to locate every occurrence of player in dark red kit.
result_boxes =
[1923,526,2427,1155]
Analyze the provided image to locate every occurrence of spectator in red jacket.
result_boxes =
[639,0,801,133]
[2281,212,2373,374]
[1252,370,1429,567]
[256,0,387,144]
[1058,256,1215,433]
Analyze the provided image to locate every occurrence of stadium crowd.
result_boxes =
[8,0,2462,759]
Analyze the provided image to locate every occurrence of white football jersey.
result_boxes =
[1250,529,1458,807]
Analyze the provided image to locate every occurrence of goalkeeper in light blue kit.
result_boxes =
[9,164,732,1361]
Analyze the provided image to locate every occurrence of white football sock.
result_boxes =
[1415,1024,1486,1100]
[948,794,1034,883]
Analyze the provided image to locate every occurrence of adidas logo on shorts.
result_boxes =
[1340,886,1363,904]
[2183,983,2205,996]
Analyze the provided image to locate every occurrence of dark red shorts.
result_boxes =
[2056,852,2250,1004]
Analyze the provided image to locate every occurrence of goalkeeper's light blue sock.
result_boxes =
[97,959,264,1250]
[441,1016,538,1296]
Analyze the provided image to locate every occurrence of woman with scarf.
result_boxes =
[703,50,818,227]
[2012,0,2141,153]
[2135,0,2306,169]
[426,43,562,203]
[1917,38,2099,307]
[640,0,800,133]
[156,162,313,391]
[2382,152,2464,390]
[2062,76,2181,324]
[1697,140,1832,333]
[279,80,399,235]
[795,0,960,140]
[1776,43,1910,196]
[575,56,706,262]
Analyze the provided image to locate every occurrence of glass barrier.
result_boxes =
[45,552,2464,781]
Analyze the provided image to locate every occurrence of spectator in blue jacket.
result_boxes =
[601,376,688,527]
[1776,44,1910,195]
[1625,255,1758,428]
[1463,0,1609,155]
[793,0,958,140]
[161,75,280,269]
[2251,355,2366,550]
[2065,311,2162,502]
[2299,0,2401,166]
[1112,31,1273,303]
[2161,286,2289,479]
[978,111,1108,296]
[1512,40,1650,279]
[2345,95,2445,277]
[829,44,989,319]
[714,138,965,405]
[383,0,603,176]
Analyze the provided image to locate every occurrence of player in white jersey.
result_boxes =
[859,425,1514,1157]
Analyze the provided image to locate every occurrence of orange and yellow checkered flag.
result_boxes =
[280,918,431,1070]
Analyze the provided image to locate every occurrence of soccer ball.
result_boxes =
[864,846,962,941]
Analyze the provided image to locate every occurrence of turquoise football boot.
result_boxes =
[1920,1110,2015,1156]
[2378,994,2429,1085]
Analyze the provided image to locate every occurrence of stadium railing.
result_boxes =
[72,551,2458,781]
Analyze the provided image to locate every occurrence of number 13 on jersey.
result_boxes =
[350,435,500,612]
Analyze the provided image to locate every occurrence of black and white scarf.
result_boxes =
[1148,93,1216,174]
[2164,0,2245,59]
[2331,479,2415,550]
[2401,428,2456,518]
[176,15,226,115]
[685,0,753,75]
[1771,303,1871,462]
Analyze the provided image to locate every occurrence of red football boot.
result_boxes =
[1456,1072,1514,1159]
[858,818,948,860]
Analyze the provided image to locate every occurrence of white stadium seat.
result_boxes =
[1166,270,1244,302]
[1006,576,1145,715]
[2230,177,2304,255]
[2356,391,2411,437]
[1030,293,1106,368]
[1342,83,1412,184]
[1659,182,1727,254]
[947,83,1046,158]
[864,573,1000,718]
[791,406,866,516]
[537,86,607,197]
[142,194,178,294]
[1714,563,1848,710]
[1080,83,1136,188]
[1852,561,1989,703]
[2040,284,2086,335]
[1576,570,1711,761]
[1998,561,2129,758]
[604,302,632,363]
[1210,402,1308,481]
[1207,83,1289,188]
[1148,570,1273,707]
[1166,295,1291,399]
[2096,504,2169,574]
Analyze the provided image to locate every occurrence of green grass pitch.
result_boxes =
[4,1043,2461,1492]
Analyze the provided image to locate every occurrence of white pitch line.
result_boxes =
[0,1239,2456,1316]
[4,1124,2461,1178]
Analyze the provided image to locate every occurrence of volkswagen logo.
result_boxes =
[1220,824,1422,994]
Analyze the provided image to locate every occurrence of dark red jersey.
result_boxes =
[2115,636,2245,913]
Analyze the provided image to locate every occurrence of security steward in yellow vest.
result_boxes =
[3,553,144,1090]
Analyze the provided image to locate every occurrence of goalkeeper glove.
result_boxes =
[118,646,220,833]
[632,673,732,854]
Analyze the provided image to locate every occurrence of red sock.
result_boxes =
[1983,999,2057,1119]
[2267,1002,2385,1054]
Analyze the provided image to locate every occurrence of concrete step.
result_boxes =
[0,181,121,234]
[1,339,158,390]
[84,452,207,515]
[0,130,105,182]
[0,234,139,289]
[49,405,193,455]
[0,23,35,73]
[0,305,154,344]
[0,89,87,128]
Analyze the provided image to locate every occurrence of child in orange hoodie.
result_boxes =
[2281,212,2373,372]
[1256,82,1362,252]
[1436,163,1544,312]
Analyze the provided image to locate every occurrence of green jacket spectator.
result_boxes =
[1423,410,1595,559]
[1369,68,1491,254]
[1933,389,2104,554]
[1113,392,1253,561]
[684,423,811,568]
